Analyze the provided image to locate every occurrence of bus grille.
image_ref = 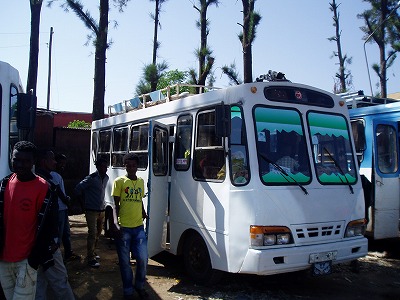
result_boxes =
[293,222,343,242]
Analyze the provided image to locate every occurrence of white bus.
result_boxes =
[0,61,36,178]
[91,75,368,283]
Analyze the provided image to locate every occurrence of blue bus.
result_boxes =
[346,93,400,239]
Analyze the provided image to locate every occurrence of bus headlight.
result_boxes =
[250,226,293,247]
[345,219,366,237]
[277,233,291,245]
[264,234,276,246]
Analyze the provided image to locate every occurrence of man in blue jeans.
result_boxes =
[75,158,109,268]
[52,153,79,262]
[110,153,148,299]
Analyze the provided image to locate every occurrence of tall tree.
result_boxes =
[149,0,168,91]
[190,0,219,91]
[239,0,261,83]
[49,0,130,120]
[358,0,400,97]
[328,0,353,93]
[151,0,166,65]
[27,0,43,97]
[65,0,109,120]
[135,0,168,94]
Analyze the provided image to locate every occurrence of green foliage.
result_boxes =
[221,63,243,85]
[159,69,195,94]
[67,120,91,128]
[135,61,169,95]
[157,69,190,88]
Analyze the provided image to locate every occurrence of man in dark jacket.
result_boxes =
[75,158,109,268]
[34,149,74,300]
[0,141,56,300]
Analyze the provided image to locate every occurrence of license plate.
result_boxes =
[309,251,337,263]
[312,261,332,276]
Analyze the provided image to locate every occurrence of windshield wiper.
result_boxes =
[323,148,354,194]
[259,152,308,195]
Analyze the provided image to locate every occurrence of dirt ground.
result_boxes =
[65,214,400,300]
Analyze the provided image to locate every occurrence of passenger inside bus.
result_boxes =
[233,169,248,183]
[276,141,299,173]
[196,152,225,180]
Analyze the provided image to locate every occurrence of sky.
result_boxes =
[1,0,399,113]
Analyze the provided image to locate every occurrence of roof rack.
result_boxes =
[107,84,219,116]
[337,90,400,109]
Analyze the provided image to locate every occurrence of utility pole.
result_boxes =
[46,27,53,110]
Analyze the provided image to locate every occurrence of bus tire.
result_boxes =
[183,232,222,285]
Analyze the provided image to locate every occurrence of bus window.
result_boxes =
[129,123,149,170]
[112,126,128,167]
[308,112,356,184]
[153,126,168,176]
[91,131,98,162]
[351,120,366,163]
[376,124,398,174]
[230,106,250,185]
[97,129,111,165]
[9,85,19,166]
[254,106,311,185]
[194,109,225,180]
[175,115,192,171]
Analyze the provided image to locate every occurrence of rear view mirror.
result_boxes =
[215,103,231,138]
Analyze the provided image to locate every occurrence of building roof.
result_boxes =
[388,92,400,100]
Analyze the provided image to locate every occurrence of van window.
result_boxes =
[194,109,225,180]
[175,115,192,171]
[112,126,128,167]
[129,123,149,170]
[376,124,398,174]
[97,129,112,165]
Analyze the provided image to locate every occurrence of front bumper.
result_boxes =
[239,237,368,275]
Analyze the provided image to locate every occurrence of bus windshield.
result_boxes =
[254,106,311,185]
[308,112,357,184]
[253,107,357,186]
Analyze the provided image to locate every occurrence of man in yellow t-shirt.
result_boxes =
[111,153,148,299]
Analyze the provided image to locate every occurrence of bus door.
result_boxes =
[372,120,400,239]
[146,120,169,257]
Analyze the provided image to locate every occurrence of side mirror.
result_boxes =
[215,103,231,138]
[17,93,37,129]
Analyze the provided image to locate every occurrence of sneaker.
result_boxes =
[135,288,149,299]
[94,253,100,260]
[88,259,100,268]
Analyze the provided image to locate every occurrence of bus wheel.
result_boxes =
[183,233,222,285]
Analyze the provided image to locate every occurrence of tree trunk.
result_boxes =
[27,0,43,96]
[152,0,159,65]
[379,0,388,98]
[151,0,160,91]
[331,0,346,92]
[92,0,109,121]
[198,0,208,87]
[379,43,387,98]
[242,0,254,83]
